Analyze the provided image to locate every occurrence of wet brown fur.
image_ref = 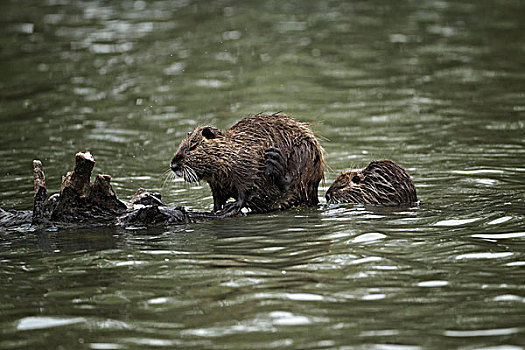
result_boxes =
[171,113,324,213]
[326,159,417,205]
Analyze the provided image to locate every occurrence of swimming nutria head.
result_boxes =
[170,126,227,183]
[326,159,417,205]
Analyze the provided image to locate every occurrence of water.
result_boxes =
[1,0,524,348]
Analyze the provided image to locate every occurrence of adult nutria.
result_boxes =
[170,113,324,215]
[325,159,417,205]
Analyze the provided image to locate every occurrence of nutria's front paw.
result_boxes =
[264,147,291,192]
[264,147,285,177]
[221,200,244,217]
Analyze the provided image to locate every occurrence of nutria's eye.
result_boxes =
[352,175,360,184]
[202,127,216,140]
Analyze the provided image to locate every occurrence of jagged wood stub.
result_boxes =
[1,151,230,230]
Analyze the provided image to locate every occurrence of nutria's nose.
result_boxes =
[170,160,183,177]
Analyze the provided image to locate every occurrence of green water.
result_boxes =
[1,0,524,349]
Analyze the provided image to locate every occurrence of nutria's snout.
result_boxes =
[170,159,183,177]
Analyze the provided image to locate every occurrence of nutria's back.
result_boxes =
[326,159,417,205]
[171,113,324,213]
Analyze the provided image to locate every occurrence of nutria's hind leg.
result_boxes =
[264,147,291,192]
[306,179,321,206]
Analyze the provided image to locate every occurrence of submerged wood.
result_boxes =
[0,152,230,230]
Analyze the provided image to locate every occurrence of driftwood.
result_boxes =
[0,152,230,230]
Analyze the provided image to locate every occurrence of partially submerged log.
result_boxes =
[1,152,230,230]
[0,208,32,228]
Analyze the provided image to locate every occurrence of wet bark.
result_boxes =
[0,152,230,230]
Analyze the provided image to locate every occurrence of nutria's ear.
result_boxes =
[202,127,216,140]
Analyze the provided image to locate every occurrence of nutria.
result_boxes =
[325,159,417,205]
[170,113,324,215]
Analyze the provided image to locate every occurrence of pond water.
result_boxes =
[1,0,524,349]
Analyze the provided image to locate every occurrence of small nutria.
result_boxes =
[170,113,324,215]
[325,159,417,205]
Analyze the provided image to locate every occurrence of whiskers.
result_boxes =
[162,166,200,190]
[162,168,177,189]
[182,166,199,184]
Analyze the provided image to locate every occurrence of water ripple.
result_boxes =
[455,252,513,260]
[16,316,86,331]
[444,328,520,337]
